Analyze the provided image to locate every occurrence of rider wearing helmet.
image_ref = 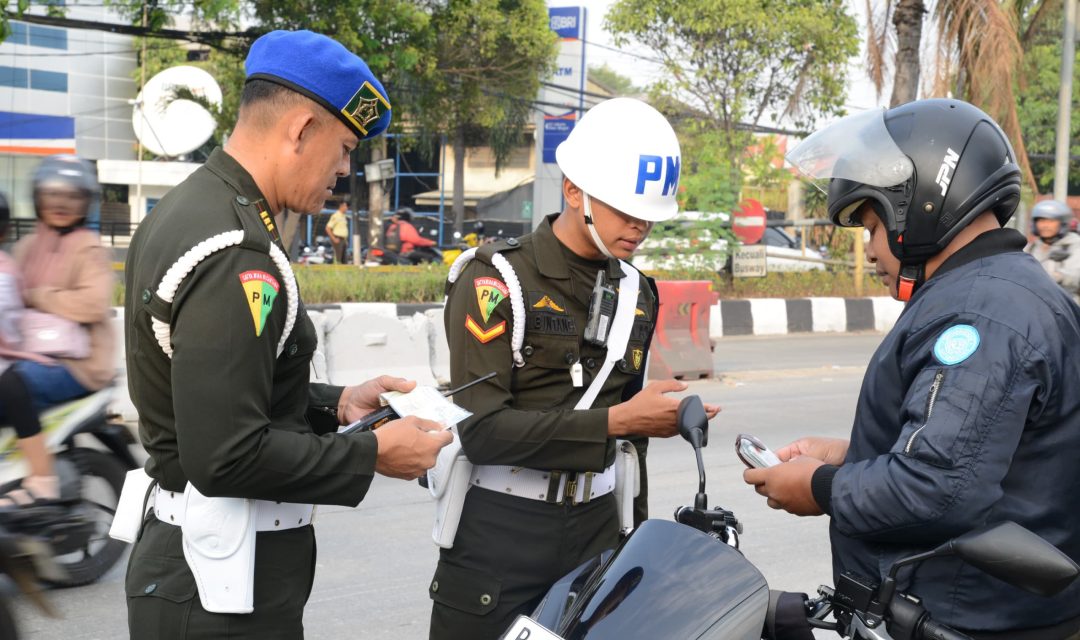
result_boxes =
[746,99,1080,637]
[429,98,718,640]
[1025,199,1080,302]
[0,155,114,511]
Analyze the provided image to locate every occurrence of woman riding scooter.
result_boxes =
[0,155,115,512]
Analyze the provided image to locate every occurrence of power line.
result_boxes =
[580,37,665,65]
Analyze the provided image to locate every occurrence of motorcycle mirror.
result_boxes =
[676,395,708,449]
[945,521,1080,597]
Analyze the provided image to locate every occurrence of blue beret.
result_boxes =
[245,30,391,140]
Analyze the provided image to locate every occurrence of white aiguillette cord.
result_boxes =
[575,261,639,411]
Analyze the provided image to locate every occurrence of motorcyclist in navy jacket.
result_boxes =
[746,99,1080,639]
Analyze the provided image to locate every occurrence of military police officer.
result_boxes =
[428,98,720,639]
[123,30,451,638]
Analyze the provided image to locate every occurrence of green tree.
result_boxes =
[406,0,556,235]
[606,0,855,268]
[605,0,857,157]
[1016,1,1080,193]
[588,63,639,96]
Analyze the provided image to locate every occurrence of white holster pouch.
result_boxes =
[428,430,473,549]
[180,485,258,614]
[109,467,155,544]
[612,439,640,536]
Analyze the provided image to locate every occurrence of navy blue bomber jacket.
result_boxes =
[813,228,1080,633]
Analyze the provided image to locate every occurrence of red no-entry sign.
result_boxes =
[732,199,766,245]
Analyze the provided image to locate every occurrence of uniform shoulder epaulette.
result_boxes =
[475,236,523,265]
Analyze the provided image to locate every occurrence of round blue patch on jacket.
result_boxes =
[933,325,980,365]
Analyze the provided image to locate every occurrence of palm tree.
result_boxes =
[864,0,1051,191]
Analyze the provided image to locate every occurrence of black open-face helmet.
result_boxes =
[787,99,1021,300]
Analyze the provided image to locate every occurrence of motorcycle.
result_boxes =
[364,244,443,266]
[298,236,335,265]
[502,396,1080,640]
[0,523,66,638]
[0,387,138,587]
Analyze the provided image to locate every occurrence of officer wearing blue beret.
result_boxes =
[123,30,452,638]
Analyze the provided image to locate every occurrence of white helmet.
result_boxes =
[556,98,681,256]
[556,98,681,222]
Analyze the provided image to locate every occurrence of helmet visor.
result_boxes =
[786,109,914,194]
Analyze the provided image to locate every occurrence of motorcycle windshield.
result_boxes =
[552,520,769,640]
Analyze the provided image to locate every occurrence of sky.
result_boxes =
[550,0,888,123]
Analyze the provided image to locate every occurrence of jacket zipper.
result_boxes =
[905,369,945,454]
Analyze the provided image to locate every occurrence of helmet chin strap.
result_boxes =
[582,192,616,259]
[897,263,924,302]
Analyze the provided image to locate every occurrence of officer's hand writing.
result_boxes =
[774,436,849,466]
[743,456,824,516]
[608,380,721,438]
[373,416,452,480]
[338,375,418,424]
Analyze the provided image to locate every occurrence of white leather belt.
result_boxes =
[153,486,315,531]
[470,465,616,505]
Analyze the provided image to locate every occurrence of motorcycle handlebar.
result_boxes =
[918,618,973,640]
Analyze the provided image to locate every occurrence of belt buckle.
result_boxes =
[564,472,593,506]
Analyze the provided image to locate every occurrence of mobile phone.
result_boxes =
[736,434,782,469]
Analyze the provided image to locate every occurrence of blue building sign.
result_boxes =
[548,7,582,41]
[542,113,576,164]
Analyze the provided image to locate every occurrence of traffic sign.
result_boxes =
[733,198,766,245]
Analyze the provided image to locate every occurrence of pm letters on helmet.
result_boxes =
[636,155,680,196]
[935,148,960,197]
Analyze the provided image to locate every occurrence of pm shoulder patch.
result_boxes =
[240,270,280,337]
[474,277,510,323]
[933,324,980,365]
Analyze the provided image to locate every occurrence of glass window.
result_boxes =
[0,66,28,89]
[28,25,67,50]
[30,69,67,93]
[763,227,795,248]
[7,22,28,45]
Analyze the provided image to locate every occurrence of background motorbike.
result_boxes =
[0,523,65,638]
[504,396,1080,640]
[0,387,138,586]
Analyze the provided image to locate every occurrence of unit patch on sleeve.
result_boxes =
[474,277,510,323]
[466,314,506,344]
[239,270,280,337]
[528,291,577,337]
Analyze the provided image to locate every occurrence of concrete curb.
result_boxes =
[711,297,904,337]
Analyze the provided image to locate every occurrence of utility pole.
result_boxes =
[135,0,147,222]
[349,148,362,266]
[1054,0,1077,201]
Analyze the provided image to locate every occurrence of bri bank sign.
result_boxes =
[549,6,583,40]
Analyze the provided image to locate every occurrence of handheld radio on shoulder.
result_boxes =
[584,270,616,347]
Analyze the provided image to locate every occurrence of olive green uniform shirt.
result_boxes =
[447,214,658,478]
[124,148,378,503]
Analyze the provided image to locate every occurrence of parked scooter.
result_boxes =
[503,396,1080,640]
[0,387,138,587]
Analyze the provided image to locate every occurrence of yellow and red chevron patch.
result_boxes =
[465,314,506,344]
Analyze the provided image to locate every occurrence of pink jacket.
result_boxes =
[14,224,115,390]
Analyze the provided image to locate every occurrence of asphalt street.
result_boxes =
[10,332,886,639]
